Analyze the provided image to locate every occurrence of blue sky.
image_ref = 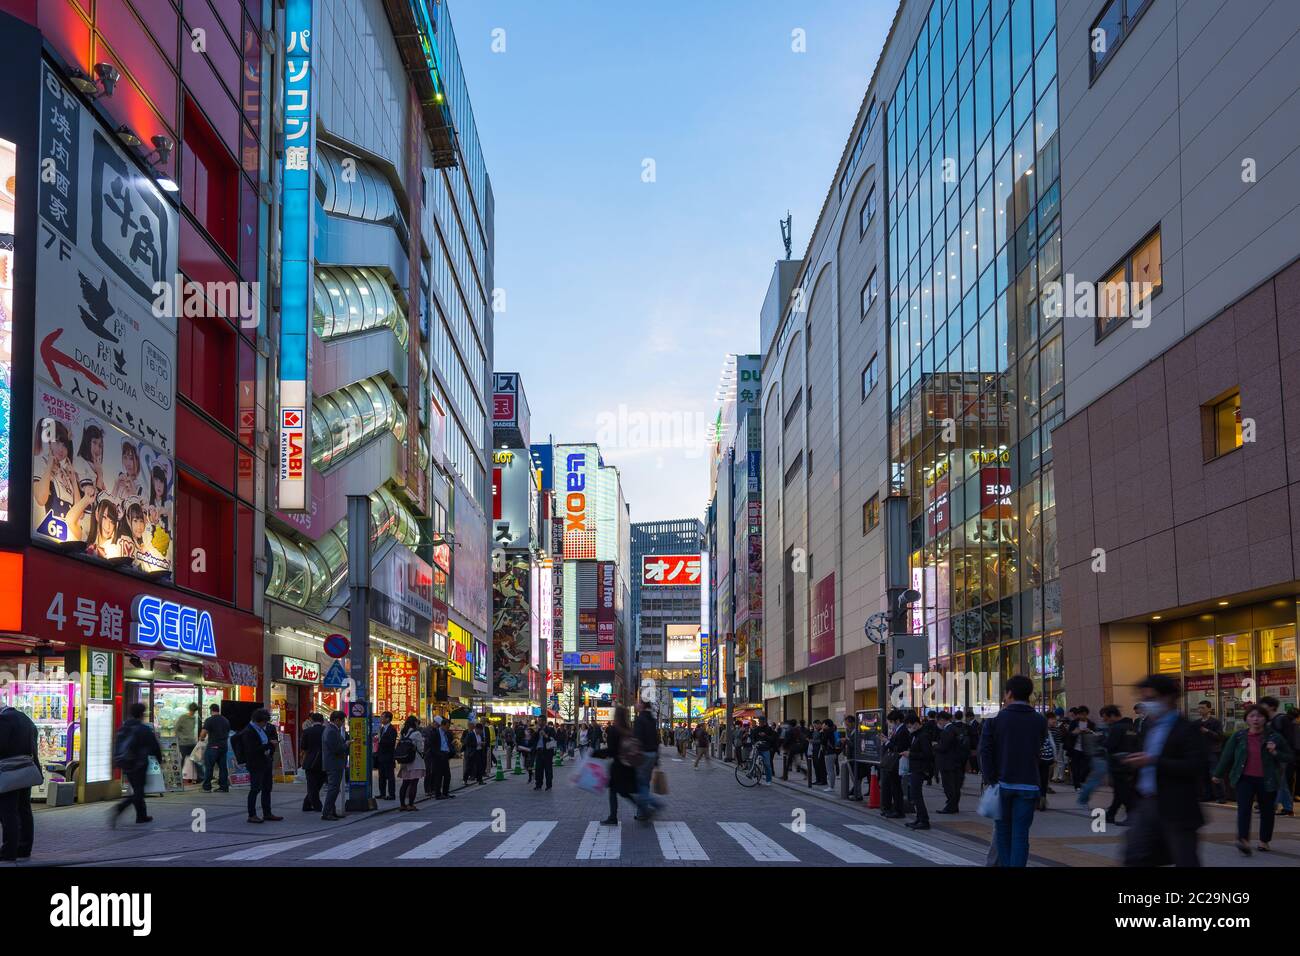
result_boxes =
[452,0,898,521]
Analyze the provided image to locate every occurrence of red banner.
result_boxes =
[641,553,702,587]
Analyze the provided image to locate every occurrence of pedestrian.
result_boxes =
[922,711,940,785]
[1121,675,1206,867]
[1097,705,1139,824]
[425,716,454,799]
[844,717,864,800]
[236,708,283,823]
[577,722,589,760]
[1195,700,1225,803]
[321,710,349,821]
[1050,707,1067,784]
[632,699,663,819]
[675,723,689,759]
[693,722,711,768]
[374,711,397,801]
[1259,696,1297,816]
[880,710,910,818]
[198,703,231,792]
[482,721,495,772]
[595,706,639,825]
[175,702,200,784]
[300,712,326,812]
[729,719,743,765]
[750,715,778,785]
[936,711,966,813]
[904,711,933,829]
[529,717,557,790]
[460,720,480,786]
[1213,703,1294,855]
[809,719,826,785]
[110,702,161,827]
[1036,713,1058,812]
[1065,706,1095,791]
[822,718,841,793]
[0,698,39,861]
[522,720,536,782]
[967,716,982,775]
[504,723,517,769]
[978,674,1047,867]
[396,716,425,811]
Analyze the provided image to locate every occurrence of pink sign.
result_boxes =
[810,573,835,664]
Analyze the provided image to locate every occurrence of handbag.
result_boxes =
[977,782,1001,819]
[572,756,610,795]
[651,766,669,796]
[0,755,44,794]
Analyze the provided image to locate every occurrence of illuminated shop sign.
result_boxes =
[562,449,595,559]
[276,655,321,684]
[641,553,702,587]
[130,594,217,657]
[278,0,315,510]
[563,651,614,670]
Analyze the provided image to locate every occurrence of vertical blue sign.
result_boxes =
[279,0,314,509]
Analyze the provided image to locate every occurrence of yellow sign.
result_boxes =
[348,717,368,783]
[492,450,516,465]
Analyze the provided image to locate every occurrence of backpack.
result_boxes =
[112,723,143,771]
[394,736,418,764]
[617,734,644,768]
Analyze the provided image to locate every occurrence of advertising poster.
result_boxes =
[641,553,702,587]
[0,136,15,522]
[597,560,615,645]
[666,624,701,663]
[558,445,595,559]
[375,652,419,718]
[31,386,174,575]
[810,572,835,664]
[492,554,530,697]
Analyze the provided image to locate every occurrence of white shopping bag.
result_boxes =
[572,756,610,795]
[977,783,1001,819]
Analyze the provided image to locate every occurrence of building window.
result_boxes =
[861,270,879,316]
[1090,0,1155,83]
[1096,226,1162,342]
[784,451,803,487]
[862,354,879,400]
[783,389,803,430]
[807,450,813,475]
[860,185,877,236]
[1202,389,1243,461]
[863,494,880,534]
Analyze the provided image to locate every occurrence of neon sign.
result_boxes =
[130,594,218,657]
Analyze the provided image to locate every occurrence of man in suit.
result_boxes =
[0,700,39,861]
[460,721,480,785]
[424,716,455,799]
[1123,674,1207,867]
[374,711,397,800]
[530,718,557,790]
[880,710,911,819]
[321,710,350,820]
[237,708,283,823]
[935,711,967,813]
[300,713,326,812]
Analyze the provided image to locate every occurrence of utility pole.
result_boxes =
[345,494,375,812]
[724,630,735,760]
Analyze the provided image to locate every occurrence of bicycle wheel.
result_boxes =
[735,760,760,788]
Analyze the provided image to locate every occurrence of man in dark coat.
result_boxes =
[460,721,480,785]
[374,711,397,800]
[0,701,40,860]
[111,703,162,826]
[528,718,557,790]
[237,708,284,823]
[1123,675,1207,867]
[424,716,455,799]
[300,713,326,812]
[904,712,934,829]
[935,711,967,813]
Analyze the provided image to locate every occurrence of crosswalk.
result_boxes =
[210,817,981,866]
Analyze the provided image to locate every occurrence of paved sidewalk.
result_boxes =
[757,755,1300,866]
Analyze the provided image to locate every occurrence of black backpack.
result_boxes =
[112,723,143,771]
[394,736,418,764]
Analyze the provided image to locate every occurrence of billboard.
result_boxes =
[0,136,15,521]
[558,446,595,559]
[666,624,701,663]
[452,494,488,631]
[529,442,552,492]
[492,553,530,697]
[491,447,533,550]
[491,371,518,429]
[563,651,614,670]
[641,553,702,587]
[597,560,615,645]
[277,0,315,510]
[810,572,835,664]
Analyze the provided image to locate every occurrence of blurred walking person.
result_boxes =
[594,706,639,825]
[111,703,161,827]
[0,698,40,860]
[1213,703,1293,854]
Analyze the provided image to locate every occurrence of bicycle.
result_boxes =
[735,746,766,788]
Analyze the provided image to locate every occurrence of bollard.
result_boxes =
[868,767,881,809]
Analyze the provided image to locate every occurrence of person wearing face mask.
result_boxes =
[1121,675,1207,867]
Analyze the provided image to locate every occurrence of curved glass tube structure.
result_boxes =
[311,375,407,471]
[316,142,399,224]
[313,265,409,346]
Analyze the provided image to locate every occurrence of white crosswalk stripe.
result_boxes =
[216,835,329,861]
[655,821,708,860]
[307,821,430,860]
[397,821,491,860]
[487,821,557,859]
[846,824,977,866]
[576,821,621,859]
[783,823,891,864]
[718,822,799,861]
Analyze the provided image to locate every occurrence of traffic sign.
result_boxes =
[324,634,350,659]
[323,660,349,688]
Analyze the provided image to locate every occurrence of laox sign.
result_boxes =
[130,595,218,657]
[565,452,586,530]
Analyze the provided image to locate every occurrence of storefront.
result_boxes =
[1151,599,1296,734]
[2,548,263,802]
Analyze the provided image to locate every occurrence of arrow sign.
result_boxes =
[322,660,349,688]
[40,328,105,390]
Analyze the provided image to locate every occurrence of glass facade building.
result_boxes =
[886,0,1064,709]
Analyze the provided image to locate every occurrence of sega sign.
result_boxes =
[130,594,218,657]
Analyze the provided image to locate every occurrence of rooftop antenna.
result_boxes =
[779,211,792,260]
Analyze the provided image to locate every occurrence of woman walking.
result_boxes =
[593,706,638,825]
[1213,704,1293,854]
[396,716,425,811]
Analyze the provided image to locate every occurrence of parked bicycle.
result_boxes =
[735,747,764,788]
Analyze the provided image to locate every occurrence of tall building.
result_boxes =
[253,0,495,750]
[632,518,705,727]
[0,0,271,801]
[1054,0,1300,721]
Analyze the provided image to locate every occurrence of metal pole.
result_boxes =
[724,631,735,761]
[345,494,375,812]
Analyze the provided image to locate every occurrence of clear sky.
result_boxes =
[451,0,899,522]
